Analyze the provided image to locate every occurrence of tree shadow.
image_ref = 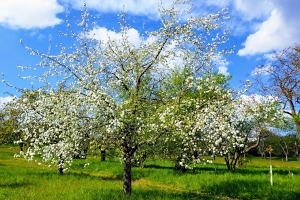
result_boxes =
[192,164,300,176]
[88,188,223,200]
[203,178,300,200]
[67,171,123,181]
[0,181,29,188]
[143,164,174,170]
[232,167,300,176]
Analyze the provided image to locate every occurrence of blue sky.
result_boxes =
[1,0,300,105]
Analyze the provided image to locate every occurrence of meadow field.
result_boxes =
[1,145,300,200]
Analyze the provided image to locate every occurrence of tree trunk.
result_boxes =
[58,160,64,174]
[83,148,88,159]
[294,141,299,157]
[224,154,235,171]
[232,153,240,170]
[58,165,64,174]
[224,157,231,170]
[295,120,300,139]
[19,142,24,152]
[58,154,64,174]
[100,150,106,161]
[279,141,289,162]
[123,153,132,195]
[224,151,242,171]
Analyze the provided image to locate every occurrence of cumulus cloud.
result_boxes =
[2,0,297,60]
[263,53,276,61]
[88,27,145,47]
[240,94,278,105]
[0,0,64,29]
[202,0,300,57]
[88,25,232,75]
[0,96,14,108]
[61,0,173,19]
[251,65,273,76]
[218,66,230,76]
[238,10,294,56]
[87,26,184,71]
[233,0,272,21]
[237,0,300,56]
[60,0,300,58]
[212,56,230,76]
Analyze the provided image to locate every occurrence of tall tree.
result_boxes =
[253,44,300,139]
[5,1,236,194]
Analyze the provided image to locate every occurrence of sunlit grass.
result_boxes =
[1,144,300,200]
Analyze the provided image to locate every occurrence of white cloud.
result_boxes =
[88,27,145,47]
[62,0,300,58]
[0,96,14,108]
[238,0,300,56]
[238,10,289,56]
[240,94,278,105]
[88,26,232,75]
[204,0,300,56]
[233,0,273,21]
[251,65,273,76]
[61,0,173,19]
[88,26,185,71]
[218,66,230,76]
[0,0,64,29]
[212,56,230,76]
[263,53,276,61]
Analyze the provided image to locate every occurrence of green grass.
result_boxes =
[1,145,300,200]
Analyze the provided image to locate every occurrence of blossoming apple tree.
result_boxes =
[3,0,284,194]
[219,94,285,170]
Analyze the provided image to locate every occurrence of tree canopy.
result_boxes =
[3,1,287,195]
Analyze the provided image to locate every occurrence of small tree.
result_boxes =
[279,134,298,161]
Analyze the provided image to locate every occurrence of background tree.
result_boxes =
[220,94,284,170]
[157,68,241,171]
[0,99,22,145]
[253,44,300,140]
[255,131,298,161]
[257,129,275,159]
[278,134,294,161]
[5,88,104,174]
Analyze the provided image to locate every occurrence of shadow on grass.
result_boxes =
[81,188,222,200]
[0,181,29,188]
[66,171,123,181]
[193,164,300,176]
[143,164,228,174]
[203,178,300,200]
[143,164,174,170]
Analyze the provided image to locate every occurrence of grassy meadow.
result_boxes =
[1,145,300,200]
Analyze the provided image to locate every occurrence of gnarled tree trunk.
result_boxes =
[100,150,106,161]
[122,138,138,195]
[123,152,132,195]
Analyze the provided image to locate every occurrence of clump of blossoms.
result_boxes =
[8,88,115,173]
[157,73,285,171]
[158,71,236,170]
[210,92,285,171]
